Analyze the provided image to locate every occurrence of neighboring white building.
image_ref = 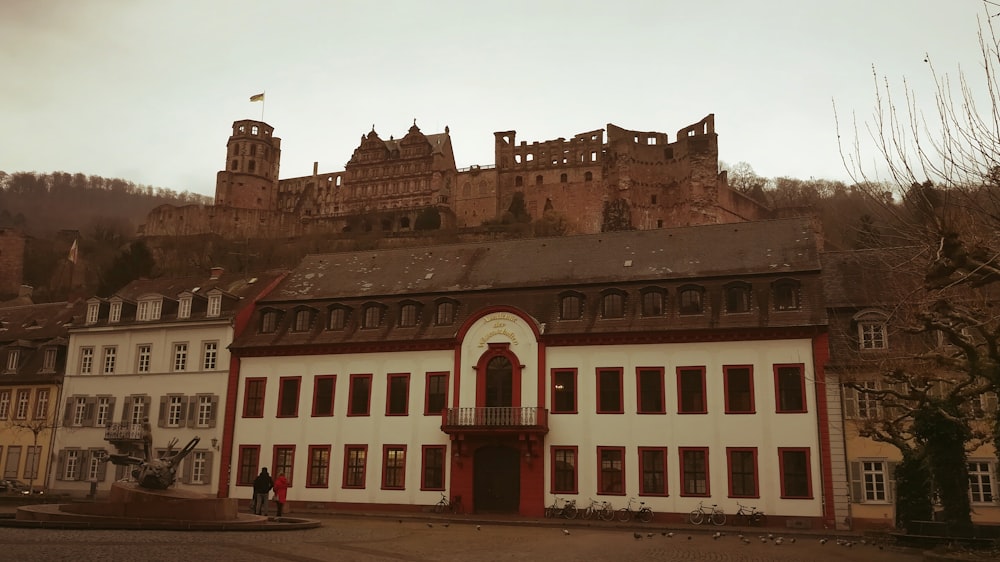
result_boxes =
[49,268,286,496]
[226,218,845,527]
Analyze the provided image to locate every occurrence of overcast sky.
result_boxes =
[0,0,989,197]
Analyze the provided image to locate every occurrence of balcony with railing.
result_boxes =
[441,406,548,436]
[104,422,147,443]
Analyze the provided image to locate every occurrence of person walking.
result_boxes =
[252,468,273,516]
[272,472,289,517]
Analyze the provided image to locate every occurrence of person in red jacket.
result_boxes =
[272,472,290,517]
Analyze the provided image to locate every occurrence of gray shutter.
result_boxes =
[63,397,74,426]
[120,395,131,422]
[209,395,219,428]
[887,461,898,502]
[107,397,117,426]
[843,385,857,419]
[187,396,198,427]
[203,451,214,486]
[78,450,91,481]
[178,397,188,428]
[142,395,151,422]
[55,450,66,481]
[96,451,108,481]
[157,396,167,427]
[850,461,863,503]
[182,455,193,484]
[84,397,97,427]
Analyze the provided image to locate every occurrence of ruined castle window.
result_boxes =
[773,280,801,311]
[526,153,534,162]
[248,160,256,173]
[515,176,523,187]
[336,176,342,187]
[328,307,347,330]
[238,125,245,133]
[641,289,666,317]
[260,311,278,334]
[231,159,238,171]
[250,145,257,156]
[535,175,543,186]
[251,126,259,135]
[560,293,583,320]
[293,310,312,332]
[724,283,752,314]
[591,151,598,162]
[585,172,593,182]
[400,217,410,229]
[657,220,664,228]
[362,305,382,329]
[651,195,657,204]
[678,286,704,315]
[600,291,625,319]
[560,173,568,183]
[399,303,419,327]
[647,138,657,145]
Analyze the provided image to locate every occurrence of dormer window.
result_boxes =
[560,293,583,320]
[109,301,122,323]
[260,310,279,334]
[86,302,100,324]
[328,307,348,330]
[399,302,419,327]
[137,298,162,321]
[601,291,626,319]
[362,304,383,329]
[178,296,192,319]
[4,349,18,372]
[42,348,57,372]
[435,301,456,326]
[855,309,889,350]
[207,294,222,317]
[678,286,704,315]
[640,288,666,317]
[724,283,752,314]
[293,309,312,332]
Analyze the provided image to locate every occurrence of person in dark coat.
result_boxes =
[252,468,273,516]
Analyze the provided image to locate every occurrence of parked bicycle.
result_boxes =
[433,492,462,513]
[688,501,726,525]
[544,495,579,519]
[734,502,766,526]
[616,496,654,523]
[580,497,615,521]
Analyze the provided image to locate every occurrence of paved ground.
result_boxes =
[0,513,925,562]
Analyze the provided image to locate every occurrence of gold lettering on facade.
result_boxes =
[477,314,520,347]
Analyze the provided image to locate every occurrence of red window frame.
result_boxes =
[726,447,759,498]
[596,368,624,414]
[272,444,296,486]
[306,444,331,488]
[638,446,668,496]
[597,446,626,495]
[636,367,666,414]
[276,376,301,418]
[347,373,372,416]
[551,446,578,494]
[236,445,260,486]
[679,447,710,497]
[774,364,807,413]
[385,373,410,416]
[381,444,407,490]
[424,372,448,416]
[342,444,368,489]
[723,365,755,414]
[778,447,813,499]
[551,368,577,414]
[243,377,266,418]
[677,367,707,414]
[311,374,336,417]
[420,445,446,491]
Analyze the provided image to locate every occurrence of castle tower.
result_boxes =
[214,120,282,210]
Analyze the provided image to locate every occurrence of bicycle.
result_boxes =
[433,492,462,514]
[688,501,726,525]
[616,496,654,523]
[580,497,614,520]
[544,495,578,519]
[734,502,766,527]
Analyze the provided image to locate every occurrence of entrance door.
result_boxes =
[473,446,520,513]
[484,356,513,407]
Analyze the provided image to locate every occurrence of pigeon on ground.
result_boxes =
[661,531,668,536]
[820,538,828,545]
[789,538,796,544]
[426,523,433,528]
[563,529,570,536]
[646,532,653,538]
[442,523,450,528]
[667,532,674,538]
[633,532,642,540]
[476,525,482,531]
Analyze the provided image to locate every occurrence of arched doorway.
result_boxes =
[484,355,513,407]
[473,446,520,513]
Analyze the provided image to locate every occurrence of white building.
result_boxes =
[226,217,847,527]
[49,268,286,496]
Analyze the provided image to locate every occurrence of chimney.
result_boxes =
[210,267,224,280]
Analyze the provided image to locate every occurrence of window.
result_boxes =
[968,461,995,503]
[86,302,99,324]
[236,446,260,486]
[399,303,418,327]
[63,449,80,480]
[188,451,209,485]
[95,396,112,427]
[435,301,455,325]
[677,367,706,414]
[597,447,625,494]
[207,294,222,317]
[362,305,382,328]
[328,307,346,330]
[680,447,709,496]
[560,294,582,320]
[293,310,311,332]
[640,289,665,317]
[723,366,754,414]
[14,390,30,420]
[381,445,406,490]
[172,343,188,372]
[552,369,577,414]
[178,296,192,319]
[34,389,49,419]
[386,373,409,416]
[596,368,623,413]
[80,347,94,374]
[855,310,888,350]
[850,460,894,503]
[727,448,758,498]
[260,311,278,333]
[637,368,665,414]
[421,446,445,490]
[601,292,625,318]
[844,381,882,419]
[552,447,578,494]
[163,395,185,427]
[535,175,543,185]
[585,171,593,181]
[4,350,18,372]
[307,445,331,488]
[312,375,336,417]
[639,447,668,496]
[277,376,301,417]
[724,283,751,313]
[0,390,9,419]
[109,301,122,323]
[779,448,812,498]
[102,346,117,375]
[202,341,218,370]
[273,445,295,486]
[126,395,148,424]
[424,372,448,415]
[137,299,162,321]
[348,374,372,416]
[773,280,800,310]
[678,286,703,315]
[195,394,215,427]
[42,348,57,372]
[243,378,266,417]
[343,445,367,488]
[71,396,87,426]
[775,364,806,413]
[136,344,151,373]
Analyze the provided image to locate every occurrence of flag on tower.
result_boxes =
[68,239,79,264]
[250,93,264,102]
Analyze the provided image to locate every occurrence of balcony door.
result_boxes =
[485,356,513,407]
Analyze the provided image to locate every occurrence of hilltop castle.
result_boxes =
[141,114,769,239]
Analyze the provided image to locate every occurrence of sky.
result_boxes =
[0,0,991,197]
